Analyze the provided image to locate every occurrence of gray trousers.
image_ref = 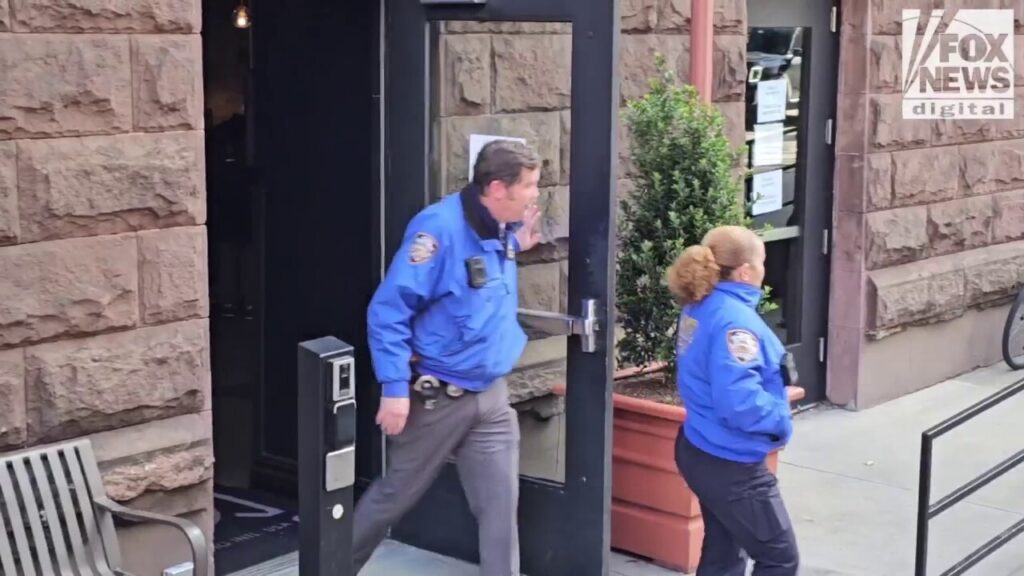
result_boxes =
[352,378,521,575]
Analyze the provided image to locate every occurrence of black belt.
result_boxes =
[411,374,467,410]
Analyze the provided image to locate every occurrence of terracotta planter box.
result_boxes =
[553,372,805,573]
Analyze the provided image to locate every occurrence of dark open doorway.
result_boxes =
[202,0,382,571]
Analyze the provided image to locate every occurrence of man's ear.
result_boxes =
[487,179,507,198]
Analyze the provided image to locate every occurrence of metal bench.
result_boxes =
[0,438,209,576]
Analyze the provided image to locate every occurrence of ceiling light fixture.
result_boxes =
[232,1,251,29]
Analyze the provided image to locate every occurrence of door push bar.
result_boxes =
[517,299,600,353]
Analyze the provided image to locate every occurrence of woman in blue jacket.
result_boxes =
[667,225,798,576]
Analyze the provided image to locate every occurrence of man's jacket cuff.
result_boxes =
[381,380,410,398]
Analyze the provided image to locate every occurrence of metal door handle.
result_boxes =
[517,299,599,353]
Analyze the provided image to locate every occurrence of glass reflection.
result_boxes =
[744,26,807,343]
[431,20,574,483]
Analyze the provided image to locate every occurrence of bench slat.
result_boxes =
[31,450,74,575]
[0,463,17,576]
[48,449,98,576]
[0,461,36,576]
[64,444,117,572]
[13,456,55,575]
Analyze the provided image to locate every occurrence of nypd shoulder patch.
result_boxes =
[676,315,699,354]
[725,329,760,364]
[408,232,439,264]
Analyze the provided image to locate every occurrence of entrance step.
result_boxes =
[222,541,853,575]
[222,539,692,576]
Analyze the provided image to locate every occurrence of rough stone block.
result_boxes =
[25,319,209,443]
[870,35,901,93]
[494,35,572,113]
[833,210,865,275]
[866,153,892,210]
[717,101,746,154]
[10,0,199,32]
[658,0,689,31]
[964,241,1024,306]
[620,35,687,106]
[932,90,1024,145]
[0,141,17,244]
[622,0,658,32]
[865,207,929,269]
[0,349,26,448]
[0,234,138,347]
[871,0,933,35]
[869,255,965,329]
[0,34,131,139]
[124,478,212,518]
[961,140,1024,196]
[508,358,566,405]
[139,226,209,324]
[441,34,491,117]
[441,112,561,191]
[18,132,205,242]
[657,0,746,33]
[713,35,746,103]
[932,118,999,147]
[891,148,958,206]
[617,108,635,181]
[559,258,568,314]
[132,35,203,131]
[1018,35,1024,86]
[714,0,746,34]
[560,109,571,185]
[539,186,570,244]
[927,196,993,256]
[519,261,562,313]
[993,189,1024,243]
[442,22,571,34]
[90,412,212,502]
[870,94,931,151]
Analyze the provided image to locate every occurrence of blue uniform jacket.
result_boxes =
[675,281,793,463]
[367,187,527,398]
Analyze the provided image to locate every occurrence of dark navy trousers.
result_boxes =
[675,430,799,576]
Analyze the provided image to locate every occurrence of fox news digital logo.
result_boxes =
[902,9,1015,119]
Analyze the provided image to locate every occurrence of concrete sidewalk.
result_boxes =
[238,362,1024,575]
[778,361,1024,575]
[367,361,1024,575]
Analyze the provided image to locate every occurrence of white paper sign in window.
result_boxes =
[468,134,528,182]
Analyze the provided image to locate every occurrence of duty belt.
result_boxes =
[411,374,466,410]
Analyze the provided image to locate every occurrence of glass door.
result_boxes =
[746,0,838,403]
[377,1,620,575]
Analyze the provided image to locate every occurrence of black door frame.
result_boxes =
[376,0,620,574]
[747,0,839,405]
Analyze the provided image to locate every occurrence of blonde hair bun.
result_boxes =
[665,245,720,304]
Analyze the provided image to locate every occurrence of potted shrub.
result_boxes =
[608,55,802,572]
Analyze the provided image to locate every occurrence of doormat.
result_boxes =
[214,485,299,574]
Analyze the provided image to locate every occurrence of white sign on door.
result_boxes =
[468,134,528,181]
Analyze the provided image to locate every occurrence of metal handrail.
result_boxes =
[915,376,1024,576]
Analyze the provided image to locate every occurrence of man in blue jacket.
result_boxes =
[352,140,542,576]
[666,225,799,576]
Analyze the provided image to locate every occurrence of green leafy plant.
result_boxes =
[616,54,777,377]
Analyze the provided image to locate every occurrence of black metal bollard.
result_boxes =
[298,336,357,575]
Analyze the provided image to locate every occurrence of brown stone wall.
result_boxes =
[0,0,212,572]
[829,0,1024,408]
[437,2,748,405]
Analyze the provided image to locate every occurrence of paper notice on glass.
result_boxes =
[469,134,528,181]
[756,78,788,124]
[751,169,784,216]
[752,123,784,167]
